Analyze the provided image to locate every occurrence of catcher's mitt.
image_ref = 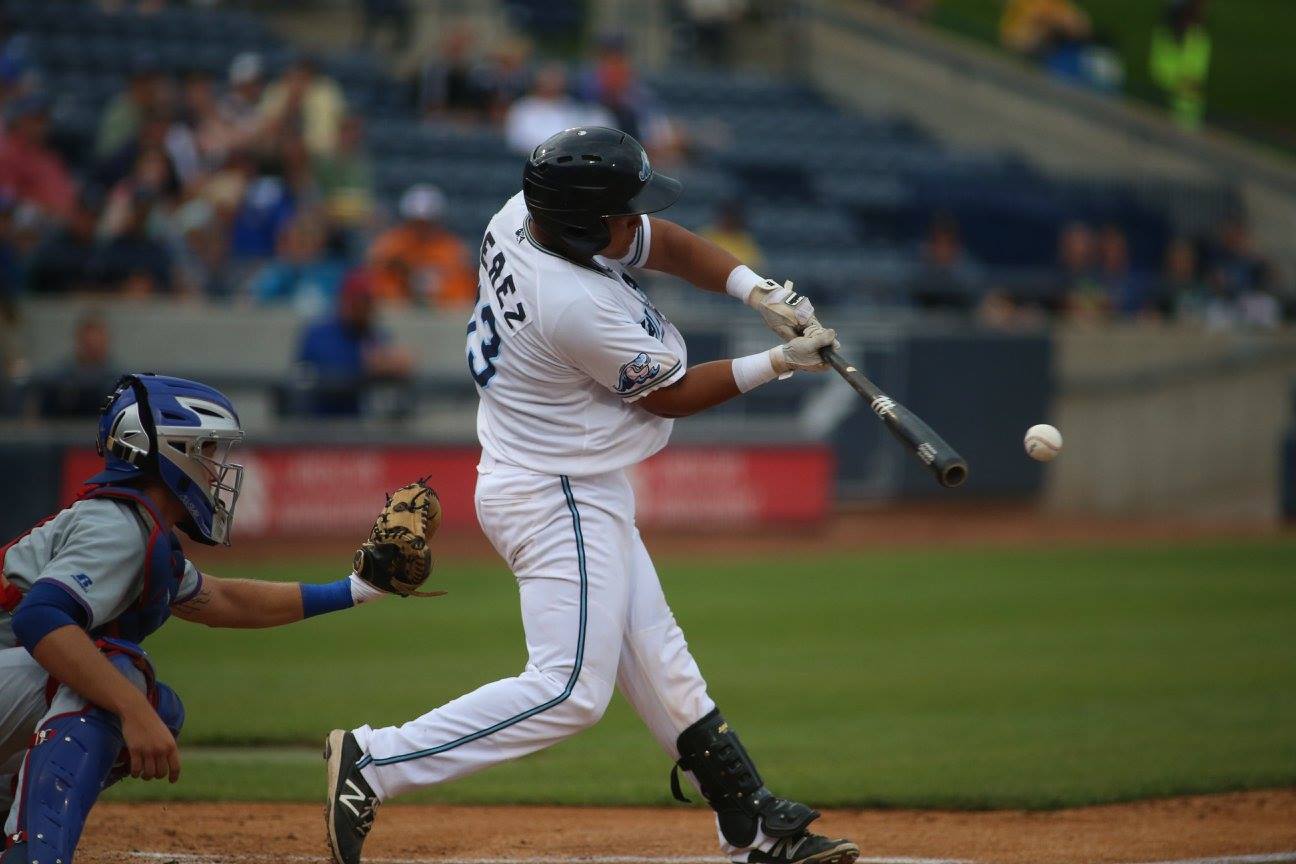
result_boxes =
[353,478,446,597]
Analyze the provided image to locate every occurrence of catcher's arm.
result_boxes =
[171,571,384,628]
[175,478,447,628]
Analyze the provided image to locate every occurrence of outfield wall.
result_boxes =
[1050,325,1296,521]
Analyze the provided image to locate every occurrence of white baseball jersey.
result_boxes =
[467,192,688,476]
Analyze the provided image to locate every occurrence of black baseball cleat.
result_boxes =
[743,832,860,864]
[324,729,380,864]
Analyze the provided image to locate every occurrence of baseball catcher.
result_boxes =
[0,374,415,864]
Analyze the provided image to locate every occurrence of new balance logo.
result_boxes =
[917,443,937,465]
[771,835,809,860]
[870,395,897,420]
[339,779,369,817]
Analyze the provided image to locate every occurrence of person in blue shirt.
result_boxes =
[295,269,413,416]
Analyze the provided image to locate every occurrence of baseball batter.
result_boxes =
[0,374,398,864]
[326,127,856,864]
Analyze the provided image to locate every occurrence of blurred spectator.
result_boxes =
[39,311,118,418]
[700,200,763,270]
[1000,0,1123,92]
[171,198,234,299]
[1160,236,1209,320]
[0,14,33,104]
[313,115,374,232]
[1198,216,1280,329]
[220,53,269,154]
[416,26,490,120]
[912,211,984,312]
[1151,0,1211,130]
[1056,221,1106,319]
[1001,0,1090,57]
[260,53,347,158]
[26,191,101,294]
[1206,216,1263,297]
[361,0,411,55]
[230,172,296,260]
[250,210,346,314]
[504,63,614,155]
[294,269,413,416]
[368,184,475,309]
[1095,224,1150,316]
[0,196,22,303]
[480,38,533,123]
[1236,263,1282,329]
[577,33,685,159]
[95,108,186,200]
[95,54,165,160]
[177,70,231,175]
[100,142,178,237]
[87,190,174,295]
[0,93,76,221]
[578,34,646,140]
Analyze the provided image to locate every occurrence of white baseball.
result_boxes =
[1024,424,1063,462]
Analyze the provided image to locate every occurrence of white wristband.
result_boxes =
[725,264,762,304]
[731,349,781,393]
[348,571,387,605]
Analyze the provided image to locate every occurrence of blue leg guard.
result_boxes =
[7,706,122,864]
[5,641,182,864]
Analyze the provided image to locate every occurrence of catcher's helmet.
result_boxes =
[522,126,681,259]
[91,373,245,546]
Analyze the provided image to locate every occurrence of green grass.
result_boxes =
[104,540,1296,809]
[930,0,1296,142]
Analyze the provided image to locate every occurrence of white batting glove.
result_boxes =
[747,279,825,341]
[770,326,838,374]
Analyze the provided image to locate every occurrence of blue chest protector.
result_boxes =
[81,484,188,644]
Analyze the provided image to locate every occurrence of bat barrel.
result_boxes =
[822,348,969,490]
[938,460,968,488]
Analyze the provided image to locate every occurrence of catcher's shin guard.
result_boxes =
[671,709,819,848]
[10,706,123,864]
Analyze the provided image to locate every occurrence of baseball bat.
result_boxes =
[821,348,968,488]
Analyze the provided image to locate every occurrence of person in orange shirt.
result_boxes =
[368,184,476,309]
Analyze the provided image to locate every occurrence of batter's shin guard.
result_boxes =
[670,708,819,847]
[10,707,124,864]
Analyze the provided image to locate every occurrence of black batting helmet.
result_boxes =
[522,126,682,259]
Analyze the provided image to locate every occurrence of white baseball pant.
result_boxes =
[351,458,776,856]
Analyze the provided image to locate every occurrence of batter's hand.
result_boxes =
[748,279,824,340]
[771,325,839,374]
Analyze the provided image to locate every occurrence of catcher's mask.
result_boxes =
[91,373,245,546]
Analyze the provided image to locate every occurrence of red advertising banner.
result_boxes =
[63,444,832,537]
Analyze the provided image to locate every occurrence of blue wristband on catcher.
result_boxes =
[300,578,355,619]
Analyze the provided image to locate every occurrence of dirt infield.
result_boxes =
[82,790,1296,864]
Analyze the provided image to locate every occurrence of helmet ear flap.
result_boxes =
[99,374,158,471]
[560,218,611,258]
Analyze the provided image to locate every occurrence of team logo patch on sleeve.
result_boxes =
[616,352,661,394]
